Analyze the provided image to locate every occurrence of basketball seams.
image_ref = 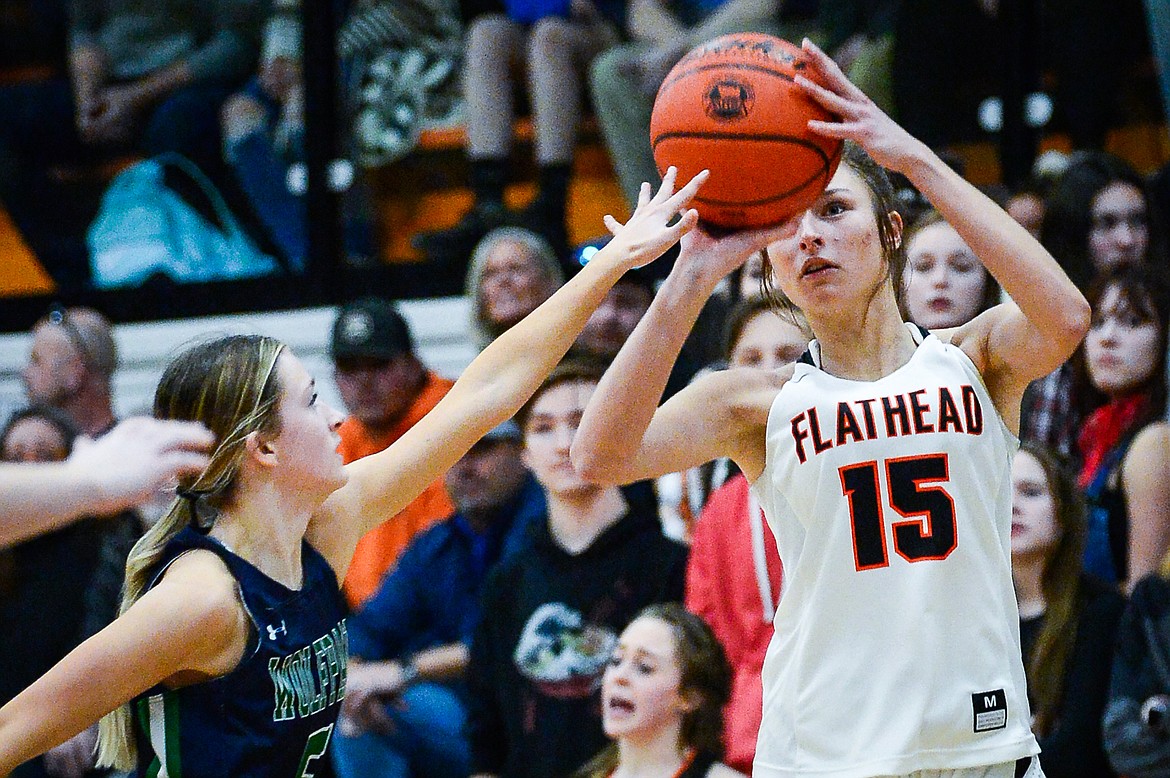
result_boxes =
[657,61,797,95]
[695,165,830,209]
[649,32,843,229]
[651,132,831,161]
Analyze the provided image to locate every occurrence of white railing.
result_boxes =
[0,297,476,425]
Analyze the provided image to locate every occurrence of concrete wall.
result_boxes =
[0,296,476,427]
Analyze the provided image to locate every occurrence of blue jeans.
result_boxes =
[332,682,471,778]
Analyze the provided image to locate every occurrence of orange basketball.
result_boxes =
[650,33,843,230]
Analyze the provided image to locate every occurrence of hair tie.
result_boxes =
[176,486,214,528]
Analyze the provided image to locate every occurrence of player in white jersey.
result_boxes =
[572,39,1089,778]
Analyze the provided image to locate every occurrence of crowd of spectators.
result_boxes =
[4,0,1170,776]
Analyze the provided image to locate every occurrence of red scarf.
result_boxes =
[1077,392,1151,489]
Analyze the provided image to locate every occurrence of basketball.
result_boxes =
[649,34,843,230]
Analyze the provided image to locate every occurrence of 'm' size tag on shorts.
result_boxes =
[972,689,1007,732]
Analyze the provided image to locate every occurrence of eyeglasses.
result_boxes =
[43,305,95,371]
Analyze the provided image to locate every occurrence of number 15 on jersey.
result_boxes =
[839,453,957,571]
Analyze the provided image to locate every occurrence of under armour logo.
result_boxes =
[267,621,287,641]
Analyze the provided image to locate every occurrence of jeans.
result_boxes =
[332,682,471,778]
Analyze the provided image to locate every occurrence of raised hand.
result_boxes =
[794,38,925,174]
[602,166,709,268]
[676,221,792,286]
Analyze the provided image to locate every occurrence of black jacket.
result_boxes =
[467,504,688,777]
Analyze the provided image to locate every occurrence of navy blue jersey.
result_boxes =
[132,526,347,778]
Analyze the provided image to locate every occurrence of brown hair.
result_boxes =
[1015,443,1087,737]
[1072,262,1170,422]
[573,603,732,778]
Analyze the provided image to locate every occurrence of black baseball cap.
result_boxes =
[331,297,414,362]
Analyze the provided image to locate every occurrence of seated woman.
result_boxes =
[1074,263,1170,590]
[573,603,745,778]
[1011,443,1124,777]
[1023,151,1167,456]
[902,209,1001,330]
[465,227,565,351]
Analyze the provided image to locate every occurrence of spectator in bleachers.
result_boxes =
[1042,151,1163,293]
[902,209,1001,331]
[332,420,545,778]
[220,0,375,273]
[413,0,626,263]
[330,298,456,607]
[1022,151,1165,458]
[465,227,565,351]
[466,360,688,778]
[573,603,743,778]
[589,0,817,211]
[0,0,262,287]
[677,300,806,770]
[1011,442,1123,778]
[22,307,118,438]
[1073,263,1170,592]
[0,405,138,778]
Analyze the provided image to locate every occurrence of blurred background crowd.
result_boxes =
[3,0,1170,776]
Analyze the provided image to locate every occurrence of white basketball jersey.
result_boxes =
[751,325,1039,778]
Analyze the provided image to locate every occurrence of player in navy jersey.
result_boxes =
[573,40,1088,777]
[0,166,709,778]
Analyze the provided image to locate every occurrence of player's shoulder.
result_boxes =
[152,549,243,622]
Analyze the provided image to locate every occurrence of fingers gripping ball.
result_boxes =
[650,34,843,230]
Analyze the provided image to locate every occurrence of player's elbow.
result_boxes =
[569,439,622,485]
[1053,291,1091,355]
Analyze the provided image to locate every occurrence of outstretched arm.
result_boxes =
[794,39,1089,420]
[310,170,707,572]
[573,225,786,485]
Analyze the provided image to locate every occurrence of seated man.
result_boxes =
[0,0,262,289]
[332,420,546,778]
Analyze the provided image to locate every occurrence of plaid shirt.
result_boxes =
[1020,362,1078,458]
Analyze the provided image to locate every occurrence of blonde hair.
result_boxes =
[97,335,285,769]
[465,227,564,349]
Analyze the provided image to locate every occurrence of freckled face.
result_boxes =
[765,165,888,314]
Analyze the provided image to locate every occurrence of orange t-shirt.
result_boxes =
[338,371,455,607]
